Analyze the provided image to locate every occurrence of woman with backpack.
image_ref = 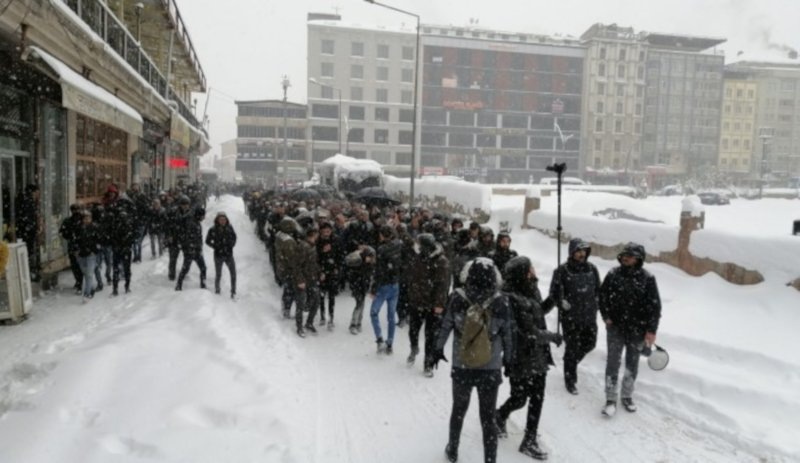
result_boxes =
[434,257,513,463]
[496,256,563,461]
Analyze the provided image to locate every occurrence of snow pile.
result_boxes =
[384,175,492,214]
[320,154,383,184]
[681,195,705,218]
[490,183,639,196]
[690,230,800,282]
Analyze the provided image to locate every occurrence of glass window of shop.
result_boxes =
[75,115,128,200]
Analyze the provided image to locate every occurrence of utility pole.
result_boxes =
[282,75,291,189]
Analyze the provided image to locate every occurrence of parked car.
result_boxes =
[697,192,730,205]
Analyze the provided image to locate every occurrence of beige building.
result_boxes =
[580,24,648,181]
[719,72,758,175]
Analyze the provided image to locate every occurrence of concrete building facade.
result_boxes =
[580,24,648,184]
[419,25,585,183]
[306,17,416,176]
[718,71,758,175]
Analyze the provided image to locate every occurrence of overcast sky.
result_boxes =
[177,0,799,163]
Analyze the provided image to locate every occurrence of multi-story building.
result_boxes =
[641,33,725,185]
[307,15,416,176]
[217,142,239,183]
[0,0,208,286]
[234,100,308,186]
[727,57,800,178]
[419,25,585,183]
[718,70,758,176]
[580,24,648,184]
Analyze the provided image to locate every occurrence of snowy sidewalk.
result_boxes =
[0,195,795,462]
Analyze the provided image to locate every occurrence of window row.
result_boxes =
[595,82,645,98]
[75,115,128,161]
[593,118,642,134]
[596,63,645,80]
[237,106,306,118]
[321,39,415,60]
[720,138,752,150]
[419,132,580,150]
[310,127,413,146]
[597,47,646,62]
[421,109,581,131]
[237,126,307,139]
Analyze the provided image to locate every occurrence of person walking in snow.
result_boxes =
[435,257,513,463]
[295,226,321,337]
[205,211,237,298]
[599,243,662,417]
[275,216,301,319]
[148,198,167,259]
[489,231,518,275]
[59,203,85,293]
[74,210,101,302]
[316,221,341,329]
[369,225,403,354]
[346,245,375,335]
[175,206,207,291]
[407,233,450,376]
[548,238,601,395]
[107,200,136,295]
[497,256,562,460]
[165,195,190,281]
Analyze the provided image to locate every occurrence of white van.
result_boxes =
[539,176,586,186]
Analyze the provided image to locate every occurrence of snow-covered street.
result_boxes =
[0,195,796,462]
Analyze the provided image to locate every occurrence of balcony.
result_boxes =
[59,0,204,131]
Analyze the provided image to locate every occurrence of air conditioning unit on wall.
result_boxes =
[0,243,34,323]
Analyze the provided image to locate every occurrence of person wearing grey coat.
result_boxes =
[435,257,513,463]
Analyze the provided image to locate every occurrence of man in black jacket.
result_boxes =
[108,203,136,295]
[497,256,562,460]
[176,206,207,291]
[165,196,190,281]
[17,184,41,282]
[549,238,602,395]
[59,204,84,293]
[316,221,341,329]
[599,242,662,417]
[369,225,402,354]
[490,231,518,275]
[205,211,237,298]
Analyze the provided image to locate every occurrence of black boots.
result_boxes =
[519,437,548,460]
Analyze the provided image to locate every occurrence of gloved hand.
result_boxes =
[549,332,563,347]
[560,299,572,311]
[432,350,449,369]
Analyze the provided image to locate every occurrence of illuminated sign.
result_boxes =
[169,158,189,169]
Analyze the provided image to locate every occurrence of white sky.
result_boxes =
[177,0,799,163]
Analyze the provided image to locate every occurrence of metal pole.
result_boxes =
[282,76,290,189]
[759,137,767,199]
[410,15,420,207]
[338,88,343,154]
[555,168,563,335]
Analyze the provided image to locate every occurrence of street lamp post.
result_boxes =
[281,75,291,189]
[308,78,343,155]
[364,0,419,207]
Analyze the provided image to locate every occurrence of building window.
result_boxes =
[502,114,527,129]
[399,130,413,145]
[596,101,604,113]
[619,49,626,61]
[75,115,128,199]
[349,105,365,120]
[597,82,606,95]
[477,134,496,147]
[399,109,414,123]
[635,103,642,116]
[321,39,335,55]
[374,129,389,144]
[450,111,474,127]
[449,133,474,147]
[315,126,338,141]
[376,88,389,102]
[501,135,526,149]
[377,66,389,81]
[351,64,364,79]
[401,90,413,104]
[637,66,644,80]
[636,86,644,97]
[594,138,602,151]
[375,107,390,122]
[321,62,334,77]
[401,68,414,83]
[617,64,626,78]
[595,118,604,132]
[351,41,364,56]
[615,119,623,133]
[377,44,389,59]
[639,50,645,61]
[634,121,641,134]
[736,88,744,98]
[321,86,334,99]
[351,86,363,101]
[348,128,365,143]
[312,104,339,118]
[726,88,732,98]
[421,132,446,146]
[722,138,729,149]
[616,101,624,114]
[616,84,625,97]
[599,47,606,59]
[614,140,622,153]
[402,46,414,60]
[724,104,731,114]
[747,89,755,98]
[598,63,606,77]
[744,139,751,150]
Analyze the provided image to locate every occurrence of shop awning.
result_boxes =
[24,46,143,137]
[170,110,210,155]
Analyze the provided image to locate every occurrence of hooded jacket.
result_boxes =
[275,217,301,283]
[549,238,602,327]
[490,233,518,274]
[371,238,403,293]
[436,257,513,371]
[502,256,559,377]
[408,242,450,310]
[297,238,320,287]
[599,243,662,337]
[205,213,237,257]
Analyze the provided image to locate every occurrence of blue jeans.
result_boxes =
[77,254,97,298]
[370,283,399,344]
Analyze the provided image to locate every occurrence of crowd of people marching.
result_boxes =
[245,187,663,463]
[58,182,240,302]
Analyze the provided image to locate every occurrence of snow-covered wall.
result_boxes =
[384,175,492,216]
[690,230,800,282]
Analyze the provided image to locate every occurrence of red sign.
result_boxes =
[443,100,484,110]
[169,158,189,169]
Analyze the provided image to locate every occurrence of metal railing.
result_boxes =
[161,0,207,92]
[60,0,204,132]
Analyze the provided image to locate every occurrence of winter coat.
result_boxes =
[75,222,101,257]
[178,213,204,255]
[490,247,519,274]
[503,256,558,378]
[275,217,301,283]
[59,213,83,252]
[108,209,136,250]
[599,243,662,338]
[317,234,342,290]
[462,239,493,260]
[342,220,373,254]
[347,247,375,295]
[129,191,151,229]
[149,207,167,234]
[205,223,237,257]
[408,244,450,311]
[371,238,403,293]
[297,240,320,287]
[436,258,513,371]
[549,238,601,327]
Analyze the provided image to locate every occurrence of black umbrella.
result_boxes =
[308,184,336,200]
[356,187,399,208]
[290,188,321,202]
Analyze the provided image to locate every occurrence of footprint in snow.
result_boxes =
[173,404,240,429]
[100,435,160,458]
